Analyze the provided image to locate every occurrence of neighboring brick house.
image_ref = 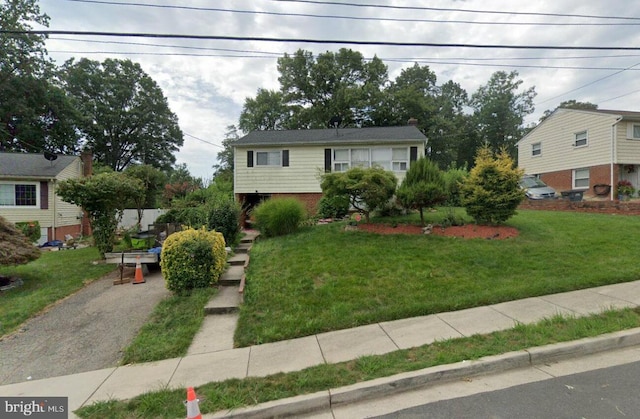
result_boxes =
[0,152,92,244]
[517,108,640,200]
[233,125,427,219]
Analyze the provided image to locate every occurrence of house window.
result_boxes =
[0,183,38,207]
[332,147,410,172]
[627,123,640,139]
[350,148,370,168]
[256,151,281,166]
[392,147,408,171]
[574,131,588,147]
[573,168,589,189]
[532,142,541,156]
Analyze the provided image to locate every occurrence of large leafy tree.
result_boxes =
[57,172,144,256]
[124,164,167,228]
[212,125,239,183]
[470,71,536,158]
[239,89,288,131]
[0,0,79,153]
[60,58,183,171]
[277,48,389,128]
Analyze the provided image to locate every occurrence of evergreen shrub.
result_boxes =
[205,195,241,246]
[160,227,226,293]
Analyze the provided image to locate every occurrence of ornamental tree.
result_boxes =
[56,172,144,256]
[460,145,525,225]
[321,166,397,222]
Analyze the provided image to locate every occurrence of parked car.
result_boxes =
[519,175,557,199]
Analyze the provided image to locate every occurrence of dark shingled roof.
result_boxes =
[234,126,426,147]
[592,109,640,120]
[0,152,79,178]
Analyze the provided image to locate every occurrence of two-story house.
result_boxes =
[517,108,640,200]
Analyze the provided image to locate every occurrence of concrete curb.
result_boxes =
[207,327,640,418]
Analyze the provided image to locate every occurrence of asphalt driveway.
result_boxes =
[0,267,170,385]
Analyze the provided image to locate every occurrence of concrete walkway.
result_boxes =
[3,248,640,416]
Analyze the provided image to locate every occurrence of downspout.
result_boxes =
[611,117,623,201]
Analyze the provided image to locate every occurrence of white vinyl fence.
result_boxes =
[118,209,166,231]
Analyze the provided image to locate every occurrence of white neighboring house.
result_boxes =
[233,125,427,221]
[0,152,92,245]
[517,108,640,200]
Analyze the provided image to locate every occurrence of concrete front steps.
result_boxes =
[187,230,259,355]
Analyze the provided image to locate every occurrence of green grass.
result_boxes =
[120,287,216,364]
[75,307,640,419]
[0,247,117,337]
[235,209,640,346]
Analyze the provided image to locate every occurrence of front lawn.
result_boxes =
[235,209,640,346]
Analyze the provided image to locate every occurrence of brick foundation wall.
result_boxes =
[519,198,640,215]
[271,193,323,215]
[49,224,83,241]
[539,164,617,200]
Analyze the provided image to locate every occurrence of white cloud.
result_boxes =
[39,0,640,179]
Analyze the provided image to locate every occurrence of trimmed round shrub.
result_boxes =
[205,195,241,246]
[160,227,226,293]
[252,197,306,237]
[317,194,349,219]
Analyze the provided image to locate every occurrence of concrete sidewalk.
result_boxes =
[2,278,640,417]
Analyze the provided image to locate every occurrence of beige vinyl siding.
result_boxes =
[235,145,326,193]
[235,143,422,193]
[616,122,640,164]
[518,110,619,174]
[53,159,84,227]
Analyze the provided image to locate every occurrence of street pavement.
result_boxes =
[2,277,640,417]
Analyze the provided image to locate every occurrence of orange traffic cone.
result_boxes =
[133,255,145,284]
[185,387,202,419]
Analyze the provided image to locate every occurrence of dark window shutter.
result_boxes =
[247,150,254,167]
[282,150,289,167]
[324,148,332,173]
[40,181,49,209]
[410,146,418,162]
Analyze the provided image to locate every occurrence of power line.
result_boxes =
[271,0,640,22]
[184,133,223,148]
[60,0,640,27]
[10,30,640,51]
[536,62,640,105]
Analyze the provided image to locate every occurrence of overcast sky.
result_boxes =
[37,0,640,180]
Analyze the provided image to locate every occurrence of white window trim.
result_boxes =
[0,181,40,208]
[627,122,640,140]
[573,130,588,148]
[531,142,541,157]
[332,147,409,172]
[255,150,282,167]
[572,168,590,190]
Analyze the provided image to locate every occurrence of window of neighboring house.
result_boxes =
[256,150,281,166]
[574,131,588,147]
[532,142,541,157]
[573,168,590,189]
[372,148,391,170]
[333,149,350,171]
[627,123,640,139]
[0,183,38,207]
